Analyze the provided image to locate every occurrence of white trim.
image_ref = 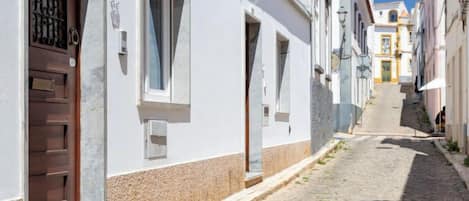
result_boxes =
[21,0,28,199]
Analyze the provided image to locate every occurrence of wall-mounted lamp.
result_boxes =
[337,6,348,28]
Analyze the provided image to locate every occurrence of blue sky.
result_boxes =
[374,0,417,10]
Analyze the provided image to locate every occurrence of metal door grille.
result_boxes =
[31,0,67,49]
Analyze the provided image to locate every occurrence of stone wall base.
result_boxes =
[107,154,244,201]
[262,140,311,178]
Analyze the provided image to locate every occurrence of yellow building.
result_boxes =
[372,1,413,84]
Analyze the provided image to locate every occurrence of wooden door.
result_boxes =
[29,0,80,200]
[245,22,251,172]
[381,61,391,82]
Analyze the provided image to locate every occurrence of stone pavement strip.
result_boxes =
[224,139,341,201]
[263,136,469,201]
[435,139,469,191]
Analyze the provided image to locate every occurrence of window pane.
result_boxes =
[148,0,164,90]
[383,37,390,54]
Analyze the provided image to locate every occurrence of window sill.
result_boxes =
[139,100,189,109]
[138,94,190,110]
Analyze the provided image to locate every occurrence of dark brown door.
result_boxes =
[29,0,80,200]
[245,22,250,172]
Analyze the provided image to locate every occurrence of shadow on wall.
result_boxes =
[311,79,334,153]
[381,138,469,200]
[250,0,311,44]
[399,84,434,133]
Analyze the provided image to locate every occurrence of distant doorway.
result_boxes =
[381,61,391,82]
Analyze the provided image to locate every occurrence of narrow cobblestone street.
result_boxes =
[264,84,469,201]
[264,136,469,201]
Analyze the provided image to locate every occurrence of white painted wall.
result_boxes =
[244,0,312,148]
[107,0,244,176]
[106,0,313,176]
[0,1,24,200]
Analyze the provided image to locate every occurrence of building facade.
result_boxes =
[411,1,425,92]
[0,0,334,200]
[445,0,468,152]
[372,1,413,84]
[332,0,374,133]
[420,0,446,128]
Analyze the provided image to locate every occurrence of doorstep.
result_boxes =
[224,138,341,201]
[245,172,263,188]
[434,139,469,188]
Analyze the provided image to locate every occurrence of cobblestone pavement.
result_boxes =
[353,83,433,136]
[264,136,469,201]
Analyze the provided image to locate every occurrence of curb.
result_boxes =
[434,139,469,188]
[224,139,341,201]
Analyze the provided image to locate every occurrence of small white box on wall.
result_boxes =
[263,104,270,127]
[118,30,127,55]
[145,120,167,159]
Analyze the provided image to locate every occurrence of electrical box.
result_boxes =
[118,30,127,55]
[263,104,270,127]
[145,120,167,159]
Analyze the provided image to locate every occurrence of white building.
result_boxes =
[331,0,374,133]
[0,0,333,200]
[411,2,424,90]
[445,0,468,151]
[372,1,413,84]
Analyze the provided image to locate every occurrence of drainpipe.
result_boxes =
[464,0,469,153]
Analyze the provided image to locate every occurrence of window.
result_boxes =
[354,3,358,36]
[143,0,190,104]
[357,14,362,42]
[360,22,364,50]
[276,34,290,114]
[389,10,398,22]
[364,30,367,54]
[146,0,171,100]
[382,36,391,54]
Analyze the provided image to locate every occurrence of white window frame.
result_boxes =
[276,33,290,114]
[143,0,172,103]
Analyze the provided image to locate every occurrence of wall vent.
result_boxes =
[145,120,167,159]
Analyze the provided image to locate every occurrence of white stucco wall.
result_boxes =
[107,0,313,176]
[106,0,244,176]
[0,1,24,200]
[246,0,312,148]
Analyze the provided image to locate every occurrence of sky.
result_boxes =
[374,0,417,10]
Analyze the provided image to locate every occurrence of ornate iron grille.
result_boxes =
[31,0,67,49]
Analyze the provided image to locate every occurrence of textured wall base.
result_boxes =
[262,140,311,178]
[107,154,244,201]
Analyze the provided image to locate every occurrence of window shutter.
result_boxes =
[171,0,190,105]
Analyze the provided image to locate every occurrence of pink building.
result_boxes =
[421,0,446,128]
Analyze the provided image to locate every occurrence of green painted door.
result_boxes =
[382,61,391,82]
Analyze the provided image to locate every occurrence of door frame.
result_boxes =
[244,12,263,174]
[24,0,83,200]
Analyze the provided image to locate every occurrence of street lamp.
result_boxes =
[337,6,350,60]
[337,6,348,28]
